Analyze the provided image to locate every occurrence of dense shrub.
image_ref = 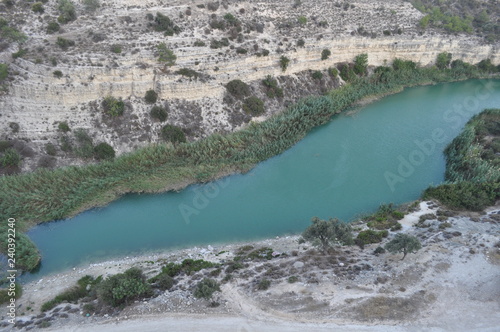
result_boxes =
[145,89,158,104]
[56,37,75,50]
[153,13,180,36]
[9,122,19,133]
[355,229,388,247]
[338,63,356,82]
[83,0,100,12]
[110,44,122,54]
[157,43,176,66]
[297,16,307,25]
[161,125,186,143]
[57,0,76,24]
[47,22,60,34]
[436,52,452,70]
[41,275,99,311]
[297,38,305,47]
[0,284,21,304]
[73,129,94,159]
[257,278,271,290]
[94,142,115,160]
[58,121,70,132]
[193,278,220,300]
[175,68,201,78]
[31,2,44,13]
[0,64,8,82]
[210,38,230,49]
[97,268,152,307]
[1,148,21,167]
[102,96,125,117]
[193,41,206,47]
[45,143,57,156]
[354,53,368,75]
[328,67,338,78]
[280,56,290,72]
[226,79,250,99]
[242,96,264,116]
[311,70,323,80]
[53,70,63,78]
[262,75,283,98]
[321,49,331,60]
[150,105,168,122]
[12,49,27,59]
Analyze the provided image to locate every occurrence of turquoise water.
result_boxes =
[25,79,500,279]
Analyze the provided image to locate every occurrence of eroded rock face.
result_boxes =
[0,0,498,172]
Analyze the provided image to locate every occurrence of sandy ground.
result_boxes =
[2,202,500,331]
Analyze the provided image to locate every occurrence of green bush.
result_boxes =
[257,278,271,290]
[97,268,152,307]
[47,22,60,34]
[161,125,186,143]
[12,49,27,59]
[296,38,305,47]
[242,96,264,116]
[262,75,283,98]
[154,273,174,290]
[41,275,98,311]
[157,43,176,66]
[280,56,290,72]
[436,52,452,70]
[226,79,250,99]
[356,229,388,246]
[83,0,100,12]
[102,96,125,117]
[210,38,230,49]
[154,13,180,36]
[354,53,368,76]
[32,2,44,13]
[193,41,206,47]
[73,128,94,159]
[45,143,57,156]
[56,37,75,50]
[1,148,21,167]
[145,90,158,104]
[311,70,323,80]
[321,49,331,60]
[150,105,168,122]
[94,142,115,160]
[297,16,307,25]
[0,64,8,82]
[338,63,356,82]
[193,278,220,300]
[57,0,76,24]
[9,122,19,133]
[58,121,70,132]
[175,68,201,78]
[0,284,22,304]
[110,44,122,54]
[53,70,63,78]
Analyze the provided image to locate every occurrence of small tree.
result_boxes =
[353,53,368,75]
[93,142,115,160]
[242,96,264,116]
[302,217,353,252]
[280,56,290,72]
[193,278,220,300]
[157,43,176,66]
[145,89,158,104]
[161,125,186,143]
[321,49,331,60]
[384,234,422,260]
[436,52,452,70]
[97,268,152,307]
[57,0,76,24]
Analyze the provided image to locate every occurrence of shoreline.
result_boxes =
[6,201,500,331]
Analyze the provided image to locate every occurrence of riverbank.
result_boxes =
[3,201,500,331]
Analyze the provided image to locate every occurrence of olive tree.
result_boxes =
[384,233,421,260]
[302,217,353,252]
